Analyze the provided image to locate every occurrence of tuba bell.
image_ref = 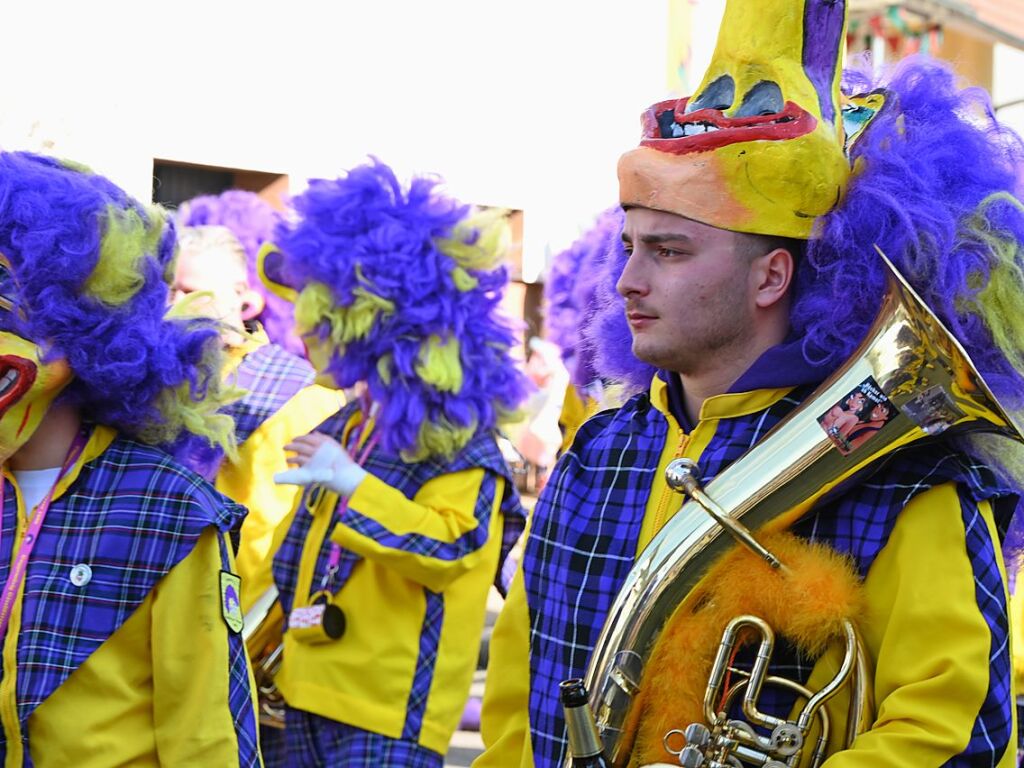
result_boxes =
[572,249,1024,767]
[243,585,287,730]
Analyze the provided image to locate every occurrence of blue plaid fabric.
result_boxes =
[217,535,263,768]
[227,342,317,446]
[0,432,251,763]
[955,487,1014,766]
[260,726,288,768]
[522,390,1017,768]
[403,591,445,741]
[273,401,523,616]
[272,400,524,740]
[284,707,443,767]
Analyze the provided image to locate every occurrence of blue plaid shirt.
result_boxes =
[522,387,1016,767]
[0,428,259,766]
[227,339,317,447]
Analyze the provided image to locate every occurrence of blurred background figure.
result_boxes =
[506,337,569,494]
[172,221,343,767]
[542,207,625,452]
[178,190,304,356]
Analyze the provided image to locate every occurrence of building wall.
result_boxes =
[941,25,995,89]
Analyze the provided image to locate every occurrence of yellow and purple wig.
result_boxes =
[261,159,530,462]
[0,152,237,457]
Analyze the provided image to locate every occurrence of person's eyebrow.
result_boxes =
[638,233,696,247]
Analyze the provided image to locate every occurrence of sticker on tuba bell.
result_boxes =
[817,376,898,456]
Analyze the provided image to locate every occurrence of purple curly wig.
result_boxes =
[581,219,657,395]
[269,159,531,460]
[0,152,233,457]
[176,190,302,355]
[791,56,1024,408]
[587,56,1024,408]
[544,207,624,389]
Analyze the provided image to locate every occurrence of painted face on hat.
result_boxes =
[619,0,851,238]
[0,257,73,463]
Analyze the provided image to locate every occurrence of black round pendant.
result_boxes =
[322,603,346,640]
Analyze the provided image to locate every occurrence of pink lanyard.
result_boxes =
[0,431,88,637]
[319,412,379,592]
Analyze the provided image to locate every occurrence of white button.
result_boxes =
[69,564,92,587]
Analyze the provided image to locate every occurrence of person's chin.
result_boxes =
[631,342,665,368]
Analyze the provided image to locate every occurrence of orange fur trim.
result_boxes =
[623,532,865,766]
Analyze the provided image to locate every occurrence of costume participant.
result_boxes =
[476,2,1024,766]
[0,151,263,766]
[543,208,624,452]
[178,190,303,355]
[173,221,343,767]
[172,220,343,613]
[258,160,530,767]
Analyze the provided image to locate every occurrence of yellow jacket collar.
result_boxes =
[649,375,794,426]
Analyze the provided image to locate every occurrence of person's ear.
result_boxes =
[239,288,265,321]
[752,248,794,309]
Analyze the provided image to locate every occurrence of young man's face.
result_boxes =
[0,261,73,462]
[617,207,758,377]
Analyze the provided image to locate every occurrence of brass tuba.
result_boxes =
[574,250,1024,767]
[243,585,287,730]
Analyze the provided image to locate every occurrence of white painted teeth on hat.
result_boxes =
[674,122,721,137]
[0,369,17,397]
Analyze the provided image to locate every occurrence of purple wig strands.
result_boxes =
[0,152,235,459]
[544,207,625,389]
[177,190,303,355]
[792,55,1024,409]
[272,159,531,460]
[581,212,657,395]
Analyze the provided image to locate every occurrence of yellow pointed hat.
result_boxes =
[619,0,850,238]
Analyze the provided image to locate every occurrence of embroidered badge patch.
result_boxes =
[220,571,244,634]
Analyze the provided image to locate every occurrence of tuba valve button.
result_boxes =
[769,722,802,756]
[683,722,711,748]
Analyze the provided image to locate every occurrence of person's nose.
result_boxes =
[616,250,648,299]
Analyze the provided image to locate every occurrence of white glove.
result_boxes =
[275,435,368,497]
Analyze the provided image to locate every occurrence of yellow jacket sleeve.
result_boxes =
[474,565,535,768]
[331,468,502,594]
[816,483,1014,766]
[218,383,342,611]
[151,528,259,766]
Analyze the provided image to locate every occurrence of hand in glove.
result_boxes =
[275,432,368,497]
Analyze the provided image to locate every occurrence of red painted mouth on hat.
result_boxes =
[0,356,36,418]
[639,98,817,156]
